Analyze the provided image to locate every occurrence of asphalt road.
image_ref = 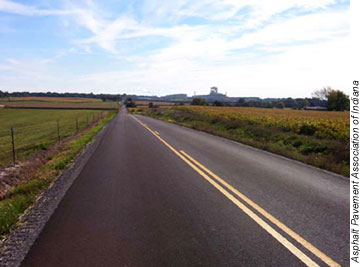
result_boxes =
[21,108,349,267]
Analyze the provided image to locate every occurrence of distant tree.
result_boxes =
[248,101,256,107]
[148,102,154,108]
[326,90,350,111]
[213,100,224,106]
[261,101,273,108]
[275,101,285,109]
[283,98,296,108]
[312,87,332,101]
[237,98,245,106]
[295,98,310,109]
[191,98,207,106]
[312,87,349,111]
[125,98,137,108]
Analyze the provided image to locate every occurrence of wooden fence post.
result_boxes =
[57,119,60,142]
[11,127,15,165]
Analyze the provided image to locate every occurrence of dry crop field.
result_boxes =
[134,100,175,106]
[132,106,350,176]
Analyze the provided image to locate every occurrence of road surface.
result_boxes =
[21,108,349,267]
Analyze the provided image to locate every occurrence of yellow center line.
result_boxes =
[179,151,340,267]
[154,130,160,135]
[131,116,323,267]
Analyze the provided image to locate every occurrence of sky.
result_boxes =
[0,0,350,98]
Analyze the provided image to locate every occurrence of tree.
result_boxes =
[213,100,224,106]
[261,101,273,108]
[312,87,332,101]
[312,87,349,111]
[148,102,154,108]
[125,98,136,108]
[191,98,207,106]
[326,90,350,111]
[237,98,245,106]
[275,101,285,109]
[295,98,310,109]
[283,98,296,108]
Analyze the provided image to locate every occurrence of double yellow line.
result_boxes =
[131,116,340,267]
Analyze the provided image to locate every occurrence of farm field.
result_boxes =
[0,102,119,110]
[0,108,105,168]
[0,97,119,110]
[131,106,350,176]
[1,97,102,103]
[134,100,175,106]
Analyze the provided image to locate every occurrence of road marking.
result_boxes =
[179,151,340,267]
[131,116,324,267]
[154,131,160,135]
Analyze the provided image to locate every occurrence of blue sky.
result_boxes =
[0,0,349,97]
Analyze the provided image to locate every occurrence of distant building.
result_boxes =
[193,87,232,102]
[210,87,218,94]
[162,94,189,101]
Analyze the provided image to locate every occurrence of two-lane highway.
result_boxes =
[21,108,349,266]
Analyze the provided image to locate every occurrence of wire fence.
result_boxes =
[0,112,105,168]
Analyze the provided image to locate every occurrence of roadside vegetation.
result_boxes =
[131,106,349,177]
[0,111,116,237]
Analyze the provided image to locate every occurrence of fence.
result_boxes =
[0,112,105,168]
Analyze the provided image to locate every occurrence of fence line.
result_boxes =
[0,113,105,167]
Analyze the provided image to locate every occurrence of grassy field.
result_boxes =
[0,97,119,109]
[131,106,349,176]
[0,109,105,167]
[0,111,116,237]
[1,97,102,103]
[0,102,119,110]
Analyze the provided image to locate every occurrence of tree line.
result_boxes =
[0,90,123,102]
[1,87,350,111]
[191,87,349,111]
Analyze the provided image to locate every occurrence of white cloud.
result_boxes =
[0,0,73,16]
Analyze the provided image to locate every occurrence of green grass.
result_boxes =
[0,109,106,167]
[0,195,34,235]
[0,111,116,237]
